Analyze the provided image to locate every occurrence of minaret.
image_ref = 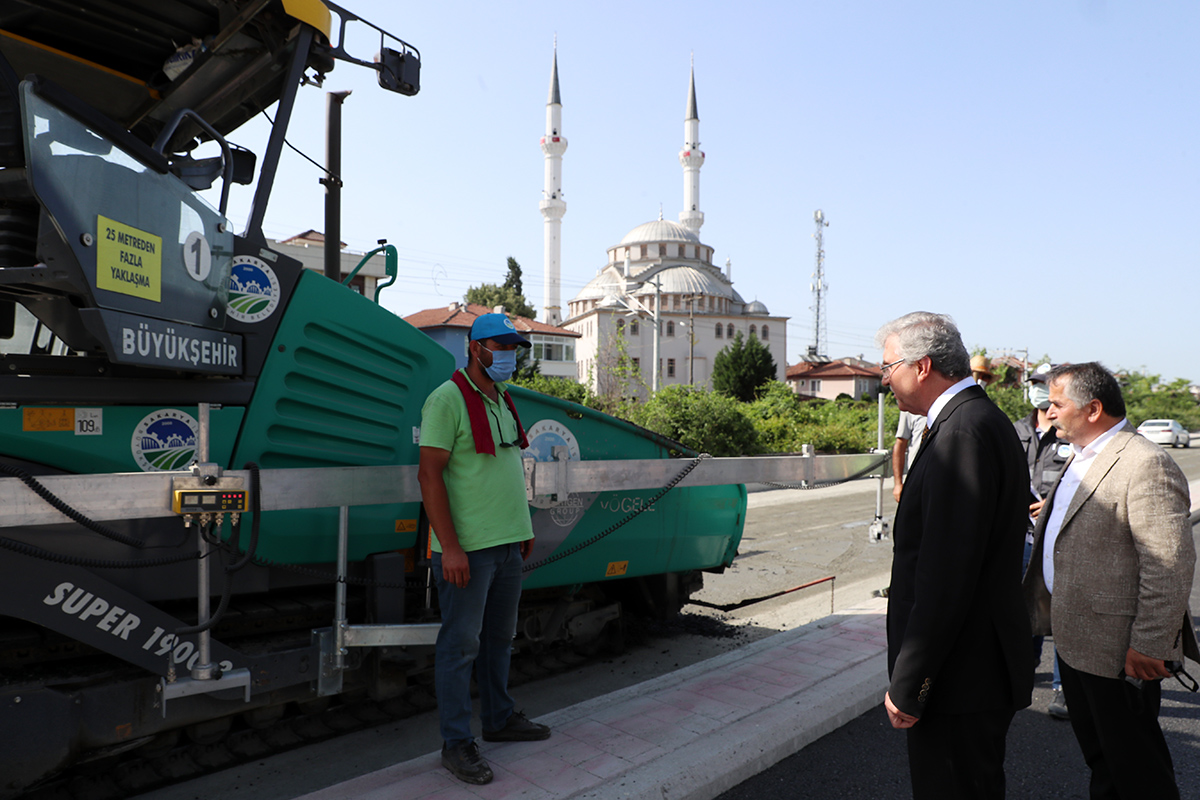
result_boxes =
[678,59,705,233]
[539,43,567,326]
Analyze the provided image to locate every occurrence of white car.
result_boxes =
[1136,419,1191,448]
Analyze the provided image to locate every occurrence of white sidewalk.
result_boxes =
[296,598,889,800]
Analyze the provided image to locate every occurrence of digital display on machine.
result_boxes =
[171,490,249,514]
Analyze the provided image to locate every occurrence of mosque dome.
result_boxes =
[746,299,770,315]
[574,267,622,300]
[631,265,734,300]
[618,219,700,247]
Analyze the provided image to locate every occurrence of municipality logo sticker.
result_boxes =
[524,420,588,526]
[227,256,280,323]
[132,409,199,472]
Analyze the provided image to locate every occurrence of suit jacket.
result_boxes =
[888,385,1034,718]
[1023,422,1199,678]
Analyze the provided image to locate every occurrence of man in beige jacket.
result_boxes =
[1023,362,1198,800]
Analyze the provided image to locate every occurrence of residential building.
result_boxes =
[403,302,580,378]
[271,230,391,298]
[786,359,882,400]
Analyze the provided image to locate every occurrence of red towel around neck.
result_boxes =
[451,370,529,455]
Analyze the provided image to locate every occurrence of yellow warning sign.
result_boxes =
[23,408,73,432]
[394,519,418,533]
[605,561,629,577]
[96,215,162,302]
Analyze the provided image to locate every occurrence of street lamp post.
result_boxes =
[600,280,661,394]
[688,294,696,385]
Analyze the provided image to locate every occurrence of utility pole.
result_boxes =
[652,277,661,393]
[687,294,696,384]
[809,209,829,360]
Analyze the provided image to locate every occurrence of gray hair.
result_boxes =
[875,312,971,380]
[1047,362,1125,418]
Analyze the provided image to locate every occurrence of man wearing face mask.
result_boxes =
[1013,363,1072,718]
[418,312,549,785]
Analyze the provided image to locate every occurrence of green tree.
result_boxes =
[594,325,645,417]
[514,346,540,381]
[629,385,758,456]
[1119,372,1200,429]
[502,256,525,296]
[985,383,1030,422]
[509,374,599,408]
[712,331,777,402]
[465,256,536,318]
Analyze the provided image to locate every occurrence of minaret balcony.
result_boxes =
[540,136,568,156]
[678,149,705,168]
[539,197,567,219]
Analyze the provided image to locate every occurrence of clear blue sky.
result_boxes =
[211,0,1199,382]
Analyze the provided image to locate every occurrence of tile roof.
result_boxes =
[785,361,819,378]
[403,303,580,338]
[786,359,881,379]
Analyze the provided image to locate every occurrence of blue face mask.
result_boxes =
[481,346,517,382]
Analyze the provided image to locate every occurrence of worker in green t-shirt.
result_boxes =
[418,312,550,785]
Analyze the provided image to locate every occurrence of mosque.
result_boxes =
[538,50,788,397]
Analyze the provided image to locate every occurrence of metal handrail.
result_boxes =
[0,453,891,529]
[151,108,234,217]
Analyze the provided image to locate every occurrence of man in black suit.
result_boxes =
[877,312,1033,799]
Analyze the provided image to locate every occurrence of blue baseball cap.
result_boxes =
[469,313,531,347]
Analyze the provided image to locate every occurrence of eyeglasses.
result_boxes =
[488,405,522,449]
[1169,660,1199,693]
[880,357,907,380]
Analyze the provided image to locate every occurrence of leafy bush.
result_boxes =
[509,374,600,409]
[629,385,759,456]
[985,383,1031,422]
[745,382,898,454]
[988,371,1200,429]
[1120,374,1200,430]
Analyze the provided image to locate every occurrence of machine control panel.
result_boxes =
[172,489,249,515]
[170,473,248,526]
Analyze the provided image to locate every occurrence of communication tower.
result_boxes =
[808,209,829,359]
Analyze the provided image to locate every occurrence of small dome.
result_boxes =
[574,268,622,300]
[746,299,770,315]
[631,265,733,299]
[617,219,700,247]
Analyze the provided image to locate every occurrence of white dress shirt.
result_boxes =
[1041,419,1126,593]
[925,377,976,430]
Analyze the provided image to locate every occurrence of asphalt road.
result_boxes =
[717,440,1200,800]
[716,628,1200,800]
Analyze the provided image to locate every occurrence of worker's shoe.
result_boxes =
[1047,688,1070,721]
[483,710,551,742]
[441,740,493,784]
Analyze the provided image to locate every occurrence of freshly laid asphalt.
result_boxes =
[716,640,1200,800]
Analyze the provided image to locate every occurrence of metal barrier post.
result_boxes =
[334,505,350,672]
[868,388,890,542]
[192,402,216,680]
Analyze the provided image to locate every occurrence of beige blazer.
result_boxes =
[1023,422,1199,678]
